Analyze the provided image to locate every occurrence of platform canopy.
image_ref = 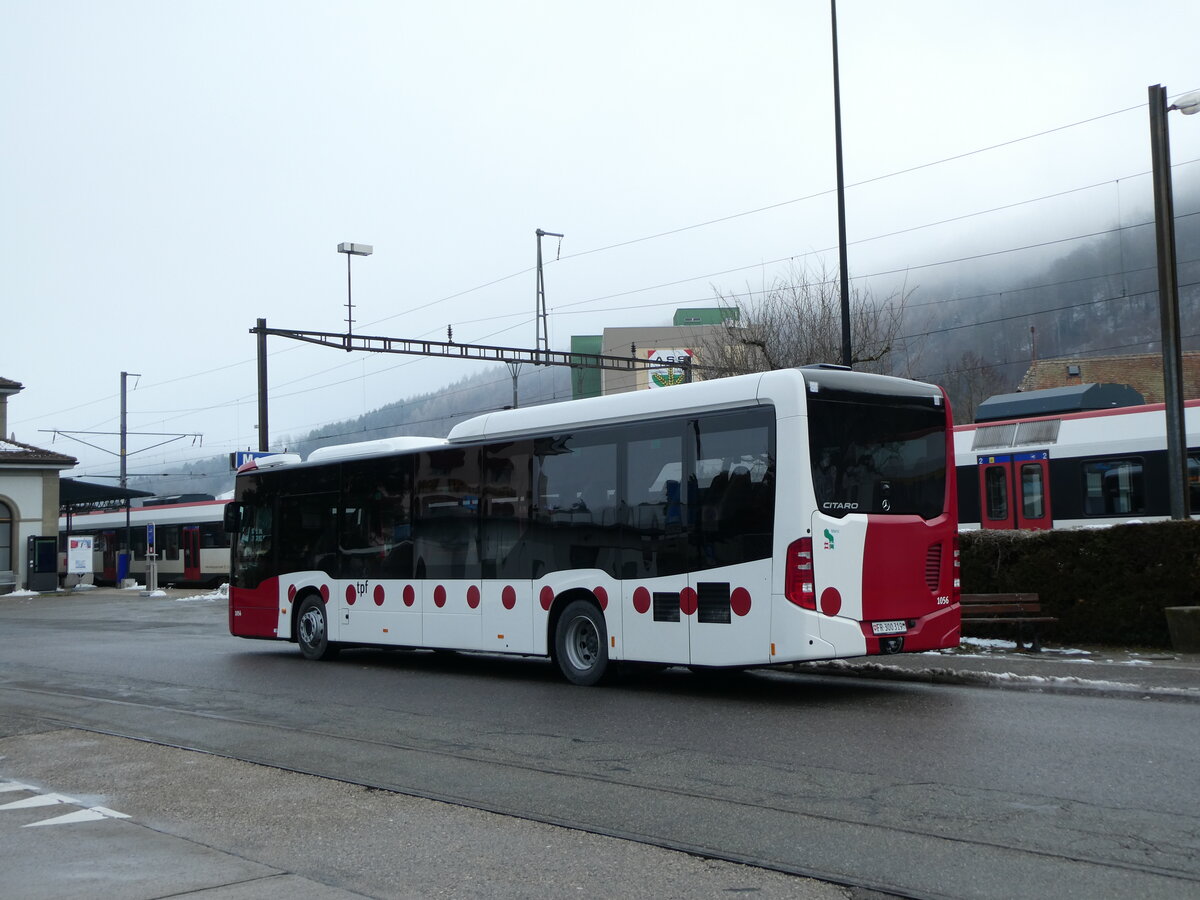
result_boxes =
[59,478,154,508]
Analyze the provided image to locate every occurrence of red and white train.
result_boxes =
[954,398,1200,530]
[59,496,231,586]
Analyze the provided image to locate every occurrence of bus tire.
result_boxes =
[554,599,609,686]
[296,594,339,661]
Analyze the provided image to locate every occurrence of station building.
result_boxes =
[0,377,77,593]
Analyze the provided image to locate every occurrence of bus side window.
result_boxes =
[625,428,686,578]
[694,408,775,569]
[532,434,619,579]
[482,441,533,580]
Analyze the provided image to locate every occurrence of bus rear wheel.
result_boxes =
[554,599,609,686]
[296,595,339,661]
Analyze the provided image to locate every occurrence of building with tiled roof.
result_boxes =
[1017,352,1200,404]
[1,378,77,593]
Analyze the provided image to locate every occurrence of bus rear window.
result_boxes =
[807,393,947,519]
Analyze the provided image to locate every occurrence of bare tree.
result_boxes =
[942,350,1010,424]
[696,262,912,378]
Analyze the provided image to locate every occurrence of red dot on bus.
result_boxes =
[633,587,651,615]
[502,586,517,610]
[467,586,480,609]
[287,584,296,602]
[434,585,447,608]
[731,588,752,617]
[594,586,608,610]
[680,587,698,616]
[345,585,356,605]
[320,585,330,603]
[539,586,554,611]
[820,587,842,617]
[403,584,415,607]
[374,584,385,606]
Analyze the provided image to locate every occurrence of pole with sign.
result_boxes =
[145,523,158,593]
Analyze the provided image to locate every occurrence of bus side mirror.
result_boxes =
[223,502,243,533]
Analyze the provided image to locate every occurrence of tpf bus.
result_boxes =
[225,366,960,684]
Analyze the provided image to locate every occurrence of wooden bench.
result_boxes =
[960,593,1058,652]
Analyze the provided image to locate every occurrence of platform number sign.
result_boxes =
[146,522,156,555]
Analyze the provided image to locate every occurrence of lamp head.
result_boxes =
[1171,91,1200,116]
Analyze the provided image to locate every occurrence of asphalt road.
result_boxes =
[1,588,1198,899]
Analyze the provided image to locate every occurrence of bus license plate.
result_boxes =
[871,620,906,636]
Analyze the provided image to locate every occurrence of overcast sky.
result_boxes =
[4,1,1199,482]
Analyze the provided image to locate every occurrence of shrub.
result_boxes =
[960,521,1200,647]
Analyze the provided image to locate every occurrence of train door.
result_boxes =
[101,530,117,582]
[976,452,1051,530]
[183,526,201,582]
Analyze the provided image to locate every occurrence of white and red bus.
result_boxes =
[225,366,960,684]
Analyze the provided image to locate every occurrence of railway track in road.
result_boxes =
[2,666,1198,900]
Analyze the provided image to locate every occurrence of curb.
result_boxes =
[792,659,1200,703]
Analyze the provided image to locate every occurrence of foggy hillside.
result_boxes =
[900,181,1200,420]
[130,364,572,498]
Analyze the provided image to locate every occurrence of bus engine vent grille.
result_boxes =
[925,543,942,592]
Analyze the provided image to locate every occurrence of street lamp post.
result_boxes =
[1148,85,1200,519]
[337,242,373,341]
[830,0,852,368]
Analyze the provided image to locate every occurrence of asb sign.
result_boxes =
[646,348,694,390]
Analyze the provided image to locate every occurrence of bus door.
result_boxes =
[976,452,1051,530]
[182,526,201,581]
[101,530,117,582]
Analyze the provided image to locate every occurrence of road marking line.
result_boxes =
[0,793,80,810]
[24,806,130,827]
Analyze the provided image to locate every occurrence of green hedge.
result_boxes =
[959,521,1200,648]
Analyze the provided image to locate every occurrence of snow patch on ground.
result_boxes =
[176,583,228,603]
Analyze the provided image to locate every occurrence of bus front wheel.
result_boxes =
[296,595,339,661]
[554,600,609,686]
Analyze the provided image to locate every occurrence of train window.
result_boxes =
[1020,464,1045,519]
[1082,458,1144,516]
[1190,455,1200,512]
[984,466,1008,520]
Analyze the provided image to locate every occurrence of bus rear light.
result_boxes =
[785,537,816,609]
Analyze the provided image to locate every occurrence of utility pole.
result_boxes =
[257,318,269,452]
[830,0,852,368]
[120,371,140,489]
[1149,84,1190,519]
[535,229,563,363]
